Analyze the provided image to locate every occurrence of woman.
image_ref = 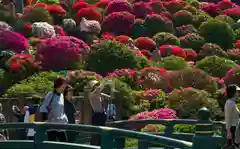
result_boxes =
[88,79,111,145]
[63,85,77,143]
[0,103,8,140]
[40,77,68,142]
[224,84,240,148]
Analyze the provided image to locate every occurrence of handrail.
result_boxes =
[0,123,193,148]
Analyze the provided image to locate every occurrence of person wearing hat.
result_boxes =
[225,84,240,148]
[88,79,112,145]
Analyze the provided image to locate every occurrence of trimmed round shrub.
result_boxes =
[72,1,88,12]
[85,40,149,76]
[215,15,235,26]
[149,1,166,14]
[159,45,186,59]
[168,87,221,119]
[76,7,102,23]
[169,68,218,93]
[199,19,235,49]
[223,7,240,21]
[180,33,205,52]
[200,3,220,17]
[21,6,53,24]
[6,54,39,79]
[133,2,153,19]
[235,29,240,40]
[46,4,66,16]
[152,55,188,70]
[227,49,240,64]
[36,36,90,70]
[182,4,198,14]
[184,48,197,61]
[102,11,135,36]
[164,0,185,14]
[175,24,197,37]
[131,19,147,39]
[3,71,63,97]
[223,66,240,86]
[173,10,194,27]
[105,0,133,15]
[32,22,56,39]
[193,11,211,28]
[136,67,170,92]
[198,43,228,60]
[135,37,156,51]
[196,56,237,78]
[0,30,29,53]
[67,70,103,93]
[153,32,180,47]
[143,14,174,37]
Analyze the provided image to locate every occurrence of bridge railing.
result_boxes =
[107,107,225,149]
[0,123,193,149]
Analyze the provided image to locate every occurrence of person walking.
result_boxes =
[63,85,78,143]
[0,103,8,140]
[88,79,112,145]
[225,84,240,148]
[40,77,68,142]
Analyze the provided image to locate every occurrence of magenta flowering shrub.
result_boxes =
[175,24,197,37]
[105,0,133,16]
[0,30,29,53]
[200,3,220,17]
[133,2,153,19]
[223,66,240,86]
[143,14,174,37]
[36,36,90,70]
[105,68,140,89]
[102,11,135,36]
[128,108,177,120]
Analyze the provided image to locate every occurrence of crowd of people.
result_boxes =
[0,77,116,145]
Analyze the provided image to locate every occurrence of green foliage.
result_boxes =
[152,32,180,47]
[174,124,195,133]
[193,11,211,28]
[152,56,188,70]
[180,33,205,51]
[3,72,63,97]
[85,40,149,76]
[198,43,228,60]
[0,69,15,93]
[38,0,60,4]
[215,15,235,26]
[235,29,240,40]
[168,88,222,119]
[196,56,237,78]
[199,18,235,49]
[174,10,194,27]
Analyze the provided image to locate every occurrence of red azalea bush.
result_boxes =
[235,40,240,48]
[143,14,174,37]
[76,7,102,23]
[184,49,197,61]
[223,7,240,21]
[133,2,153,19]
[105,0,133,15]
[115,35,132,44]
[223,66,240,86]
[173,10,194,27]
[6,54,39,78]
[200,3,220,17]
[164,0,185,14]
[46,4,66,16]
[72,1,88,12]
[217,0,235,11]
[135,37,156,51]
[0,31,29,53]
[36,36,90,70]
[128,108,177,120]
[95,0,109,9]
[102,11,135,36]
[175,24,197,37]
[159,45,186,59]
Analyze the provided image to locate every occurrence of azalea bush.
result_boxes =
[196,56,237,78]
[152,56,188,70]
[159,45,186,59]
[85,40,149,76]
[198,43,228,60]
[175,24,197,37]
[105,0,133,15]
[168,87,221,119]
[173,10,194,27]
[135,37,156,51]
[223,66,240,86]
[153,32,180,47]
[180,33,205,52]
[36,36,90,70]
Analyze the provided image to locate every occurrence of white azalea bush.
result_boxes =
[32,22,56,39]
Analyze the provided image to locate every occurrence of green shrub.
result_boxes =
[152,32,180,47]
[0,69,15,94]
[193,11,211,28]
[173,10,194,27]
[152,56,188,70]
[174,124,195,133]
[85,40,149,76]
[168,88,222,119]
[196,56,237,78]
[198,43,228,60]
[215,15,235,26]
[199,18,235,49]
[3,72,62,97]
[169,68,218,93]
[235,29,240,40]
[180,33,205,52]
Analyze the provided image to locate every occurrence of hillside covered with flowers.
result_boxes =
[1,0,240,123]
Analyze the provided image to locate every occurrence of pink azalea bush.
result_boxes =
[36,36,90,70]
[105,0,133,15]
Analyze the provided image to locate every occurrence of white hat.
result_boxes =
[88,80,99,89]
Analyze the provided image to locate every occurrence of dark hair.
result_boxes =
[63,85,74,97]
[226,85,238,98]
[54,77,66,89]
